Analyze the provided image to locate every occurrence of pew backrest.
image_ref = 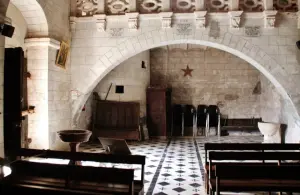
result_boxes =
[16,148,146,184]
[204,143,300,164]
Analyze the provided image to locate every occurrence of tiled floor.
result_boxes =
[79,135,263,195]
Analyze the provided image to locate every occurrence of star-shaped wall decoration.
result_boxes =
[181,65,194,77]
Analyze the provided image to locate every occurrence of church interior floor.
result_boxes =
[79,135,263,195]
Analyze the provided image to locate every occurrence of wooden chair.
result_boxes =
[211,164,300,195]
[15,148,146,195]
[0,160,135,195]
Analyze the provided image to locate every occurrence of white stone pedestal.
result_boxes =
[258,122,281,143]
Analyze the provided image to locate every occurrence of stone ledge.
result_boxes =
[25,38,60,50]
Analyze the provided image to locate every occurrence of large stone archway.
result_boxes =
[70,14,300,143]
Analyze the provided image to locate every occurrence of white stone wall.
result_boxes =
[151,46,261,118]
[70,13,300,143]
[77,51,150,129]
[5,3,27,48]
[48,47,71,150]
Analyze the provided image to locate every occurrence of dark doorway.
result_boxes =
[4,47,24,159]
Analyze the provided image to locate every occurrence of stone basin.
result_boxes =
[258,122,281,143]
[57,130,92,143]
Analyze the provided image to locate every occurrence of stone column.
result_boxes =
[24,38,60,150]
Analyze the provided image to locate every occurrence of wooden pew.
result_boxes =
[204,143,300,192]
[208,152,300,195]
[14,148,146,195]
[0,160,135,195]
[211,164,300,195]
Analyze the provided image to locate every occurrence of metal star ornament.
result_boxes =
[181,65,194,77]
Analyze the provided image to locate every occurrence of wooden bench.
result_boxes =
[0,160,135,195]
[14,148,146,195]
[204,143,300,193]
[208,152,300,195]
[211,164,300,195]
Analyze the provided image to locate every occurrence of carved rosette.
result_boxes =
[107,0,130,14]
[126,12,139,30]
[160,12,173,28]
[228,11,243,29]
[194,11,207,29]
[140,0,162,13]
[263,10,277,28]
[76,0,99,16]
[93,14,106,32]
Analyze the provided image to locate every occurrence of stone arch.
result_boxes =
[9,0,48,37]
[72,33,299,133]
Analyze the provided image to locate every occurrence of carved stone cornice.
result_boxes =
[159,12,173,28]
[93,14,106,32]
[228,11,243,29]
[125,12,139,30]
[194,11,207,29]
[263,10,277,28]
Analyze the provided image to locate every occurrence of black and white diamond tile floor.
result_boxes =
[79,136,263,195]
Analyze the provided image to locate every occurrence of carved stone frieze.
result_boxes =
[93,14,106,32]
[194,11,207,29]
[263,10,277,28]
[173,0,196,12]
[244,26,261,37]
[239,0,264,12]
[160,12,173,28]
[126,12,139,30]
[207,0,229,12]
[273,0,298,12]
[228,11,243,29]
[107,0,130,14]
[140,0,162,13]
[76,0,99,16]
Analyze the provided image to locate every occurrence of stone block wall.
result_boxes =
[48,47,71,150]
[77,51,150,129]
[150,46,261,118]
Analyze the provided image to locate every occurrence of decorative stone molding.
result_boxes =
[228,11,243,29]
[93,14,106,32]
[140,0,162,13]
[125,12,139,30]
[70,16,77,31]
[107,0,130,14]
[76,0,98,16]
[263,10,277,28]
[24,38,61,50]
[160,12,173,28]
[194,11,207,29]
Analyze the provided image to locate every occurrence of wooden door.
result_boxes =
[4,47,23,159]
[147,88,167,137]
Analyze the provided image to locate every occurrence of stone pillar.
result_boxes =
[24,38,60,150]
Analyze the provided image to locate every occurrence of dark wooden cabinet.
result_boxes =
[146,87,171,138]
